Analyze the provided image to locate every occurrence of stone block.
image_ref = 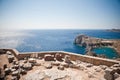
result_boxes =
[44,54,55,61]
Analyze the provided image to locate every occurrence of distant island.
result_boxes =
[107,29,120,32]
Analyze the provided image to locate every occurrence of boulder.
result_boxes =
[11,73,20,80]
[44,63,52,69]
[15,61,19,65]
[64,55,71,64]
[13,65,19,69]
[113,64,120,67]
[8,55,14,63]
[4,68,11,75]
[34,62,41,66]
[58,65,64,70]
[55,53,63,61]
[86,63,93,67]
[11,76,17,80]
[95,67,102,72]
[3,64,7,69]
[112,67,120,74]
[104,68,114,80]
[20,69,27,75]
[69,64,80,69]
[11,69,16,72]
[19,62,24,68]
[51,62,60,66]
[12,71,19,76]
[114,72,120,79]
[12,60,16,65]
[60,62,69,68]
[23,60,27,63]
[23,62,32,70]
[0,49,6,54]
[99,65,107,70]
[28,58,36,63]
[44,54,55,61]
[6,51,12,55]
[38,57,42,60]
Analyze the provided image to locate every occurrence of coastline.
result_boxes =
[74,34,120,58]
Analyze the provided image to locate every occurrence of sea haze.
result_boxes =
[0,29,120,59]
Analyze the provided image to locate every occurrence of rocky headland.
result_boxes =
[74,34,120,58]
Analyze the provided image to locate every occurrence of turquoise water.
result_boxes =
[0,29,120,59]
[92,47,119,59]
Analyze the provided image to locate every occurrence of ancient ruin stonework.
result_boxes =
[0,49,120,80]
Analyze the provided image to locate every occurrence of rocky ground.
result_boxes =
[0,50,120,80]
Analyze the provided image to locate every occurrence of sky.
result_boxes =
[0,0,120,30]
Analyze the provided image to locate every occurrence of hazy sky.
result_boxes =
[0,0,120,30]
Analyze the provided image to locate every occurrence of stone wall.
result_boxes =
[0,49,119,67]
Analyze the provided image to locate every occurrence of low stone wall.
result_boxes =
[20,51,120,67]
[0,48,19,59]
[0,49,120,67]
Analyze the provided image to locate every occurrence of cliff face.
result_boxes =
[74,34,120,58]
[74,34,113,48]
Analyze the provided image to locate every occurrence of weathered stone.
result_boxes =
[4,68,11,75]
[6,51,12,55]
[0,49,6,54]
[113,64,120,67]
[19,62,24,68]
[15,61,19,65]
[20,69,27,75]
[12,60,16,65]
[51,62,60,66]
[8,55,14,63]
[11,76,17,80]
[112,67,120,74]
[28,58,36,63]
[95,67,102,72]
[58,65,64,70]
[99,65,107,70]
[23,60,27,63]
[34,62,41,66]
[11,69,16,72]
[45,63,52,69]
[23,62,32,70]
[114,72,120,79]
[44,54,55,61]
[60,62,69,68]
[69,64,80,69]
[55,53,63,61]
[38,57,42,60]
[104,68,114,80]
[86,63,93,67]
[64,55,71,64]
[12,71,19,76]
[13,65,19,69]
[3,64,7,69]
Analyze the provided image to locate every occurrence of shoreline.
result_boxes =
[74,34,120,58]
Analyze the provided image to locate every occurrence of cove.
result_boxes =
[92,47,120,59]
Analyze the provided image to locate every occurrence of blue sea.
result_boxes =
[0,29,120,59]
